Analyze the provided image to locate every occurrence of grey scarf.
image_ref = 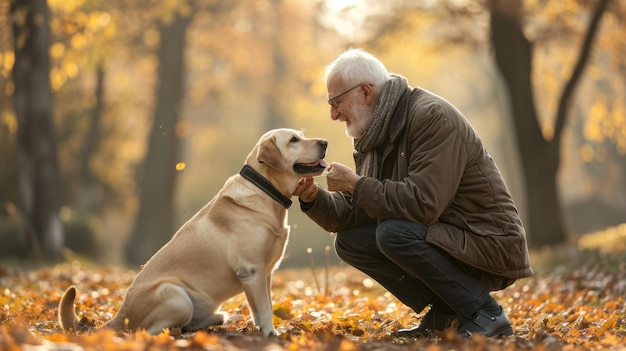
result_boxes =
[354,75,409,177]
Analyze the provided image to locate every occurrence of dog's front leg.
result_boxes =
[236,266,277,337]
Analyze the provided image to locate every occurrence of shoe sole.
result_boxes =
[459,326,514,338]
[490,326,514,337]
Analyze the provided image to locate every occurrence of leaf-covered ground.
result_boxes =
[1,224,625,350]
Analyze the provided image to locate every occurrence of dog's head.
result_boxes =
[246,128,328,195]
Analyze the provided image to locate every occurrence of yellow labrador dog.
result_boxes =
[59,128,328,336]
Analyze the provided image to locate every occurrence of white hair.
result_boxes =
[324,49,390,94]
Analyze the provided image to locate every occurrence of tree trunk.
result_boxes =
[125,12,193,266]
[75,64,105,218]
[12,0,64,258]
[489,0,565,247]
[264,0,288,130]
[489,0,609,247]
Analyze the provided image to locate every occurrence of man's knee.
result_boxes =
[335,223,382,265]
[335,226,369,263]
[334,234,351,262]
[375,219,428,254]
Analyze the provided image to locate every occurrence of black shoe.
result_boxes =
[458,306,513,338]
[396,309,458,338]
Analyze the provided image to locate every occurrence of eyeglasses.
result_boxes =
[328,83,362,108]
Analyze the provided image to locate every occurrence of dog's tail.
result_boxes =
[58,286,82,332]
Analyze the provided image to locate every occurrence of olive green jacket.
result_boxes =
[303,86,533,282]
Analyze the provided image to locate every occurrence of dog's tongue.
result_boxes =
[301,159,328,168]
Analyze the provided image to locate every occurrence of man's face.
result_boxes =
[327,76,374,139]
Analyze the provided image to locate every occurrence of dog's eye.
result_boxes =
[289,136,299,143]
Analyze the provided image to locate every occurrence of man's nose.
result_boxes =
[330,106,339,120]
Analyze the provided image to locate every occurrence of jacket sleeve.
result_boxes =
[353,105,469,225]
[300,184,376,233]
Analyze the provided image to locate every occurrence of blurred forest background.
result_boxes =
[0,0,624,268]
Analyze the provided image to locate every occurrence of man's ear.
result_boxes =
[257,135,287,171]
[363,83,376,106]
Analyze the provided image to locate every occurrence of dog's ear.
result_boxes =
[257,135,287,171]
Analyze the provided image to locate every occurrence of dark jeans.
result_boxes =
[335,219,496,320]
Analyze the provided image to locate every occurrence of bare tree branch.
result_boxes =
[553,0,611,145]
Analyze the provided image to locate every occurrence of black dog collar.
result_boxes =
[239,165,292,209]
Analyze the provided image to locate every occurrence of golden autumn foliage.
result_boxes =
[1,224,625,350]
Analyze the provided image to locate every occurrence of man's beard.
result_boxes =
[345,108,373,139]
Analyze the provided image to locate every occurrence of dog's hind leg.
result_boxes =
[178,290,225,332]
[186,313,224,332]
[139,284,194,334]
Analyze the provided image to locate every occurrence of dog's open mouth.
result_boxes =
[294,159,328,174]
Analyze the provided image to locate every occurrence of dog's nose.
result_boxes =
[318,140,328,149]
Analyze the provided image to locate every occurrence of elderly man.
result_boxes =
[294,49,533,338]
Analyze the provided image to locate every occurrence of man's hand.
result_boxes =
[294,176,318,203]
[327,162,360,193]
[294,162,360,202]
